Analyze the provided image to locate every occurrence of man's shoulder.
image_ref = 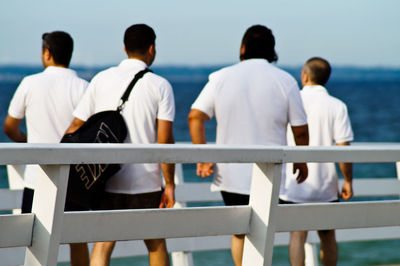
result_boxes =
[324,93,348,109]
[145,71,172,89]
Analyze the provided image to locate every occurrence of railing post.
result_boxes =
[242,163,282,266]
[304,242,319,266]
[171,163,194,266]
[24,164,70,266]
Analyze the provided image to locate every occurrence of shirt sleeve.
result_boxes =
[72,77,97,121]
[8,78,29,119]
[157,80,175,122]
[287,83,307,126]
[334,104,354,143]
[191,76,217,118]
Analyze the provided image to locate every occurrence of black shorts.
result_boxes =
[21,187,34,214]
[279,198,339,204]
[221,191,249,206]
[94,191,163,211]
[21,187,89,213]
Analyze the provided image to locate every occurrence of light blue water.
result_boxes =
[1,65,400,265]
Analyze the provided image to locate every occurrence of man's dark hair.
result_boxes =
[42,31,73,67]
[240,25,278,63]
[304,57,331,85]
[124,24,156,55]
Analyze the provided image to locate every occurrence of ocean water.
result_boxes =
[1,65,400,265]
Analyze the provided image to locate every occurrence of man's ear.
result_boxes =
[240,44,246,61]
[301,70,310,86]
[43,48,52,61]
[148,44,155,56]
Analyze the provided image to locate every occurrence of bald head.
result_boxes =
[302,57,331,86]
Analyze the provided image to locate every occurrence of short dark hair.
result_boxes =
[304,57,331,85]
[42,31,73,67]
[240,25,278,63]
[124,24,156,55]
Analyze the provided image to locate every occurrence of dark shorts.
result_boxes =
[279,198,340,204]
[64,200,89,212]
[94,191,163,211]
[21,187,89,213]
[21,187,34,214]
[221,191,249,206]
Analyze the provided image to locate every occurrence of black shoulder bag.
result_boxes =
[61,68,152,209]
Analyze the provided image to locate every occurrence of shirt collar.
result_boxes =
[43,66,77,76]
[118,58,148,69]
[302,85,329,94]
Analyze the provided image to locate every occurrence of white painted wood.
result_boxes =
[242,163,282,266]
[7,164,25,214]
[0,214,33,247]
[0,189,22,210]
[2,143,400,265]
[24,165,69,266]
[175,183,222,202]
[60,206,251,244]
[338,178,400,197]
[304,243,318,266]
[171,164,194,266]
[276,201,400,232]
[1,143,400,165]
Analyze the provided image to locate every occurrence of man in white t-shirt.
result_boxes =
[279,57,353,266]
[66,24,175,266]
[3,31,89,266]
[188,25,309,266]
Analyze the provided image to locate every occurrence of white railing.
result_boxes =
[0,143,400,266]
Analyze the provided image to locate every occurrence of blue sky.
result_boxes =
[1,0,399,67]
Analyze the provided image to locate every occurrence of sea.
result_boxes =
[1,64,400,265]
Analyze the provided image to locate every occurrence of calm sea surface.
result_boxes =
[1,65,400,265]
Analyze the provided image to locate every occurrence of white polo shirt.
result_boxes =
[280,85,354,202]
[191,59,307,195]
[8,66,88,188]
[73,59,175,195]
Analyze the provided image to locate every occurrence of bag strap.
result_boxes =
[117,68,152,112]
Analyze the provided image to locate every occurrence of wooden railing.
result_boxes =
[0,143,400,266]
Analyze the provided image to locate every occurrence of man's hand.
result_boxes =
[159,184,175,208]
[341,181,353,200]
[293,163,308,184]
[196,163,214,178]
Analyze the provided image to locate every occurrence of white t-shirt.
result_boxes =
[280,85,354,202]
[73,59,175,195]
[8,66,88,188]
[191,59,307,195]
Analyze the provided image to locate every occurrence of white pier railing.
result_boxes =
[0,143,400,266]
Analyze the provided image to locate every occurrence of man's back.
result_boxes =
[191,58,307,194]
[9,66,87,143]
[281,85,353,202]
[7,66,88,188]
[195,59,304,146]
[73,59,175,194]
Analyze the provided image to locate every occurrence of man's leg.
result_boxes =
[144,238,170,266]
[289,231,308,266]
[70,243,89,266]
[231,234,245,266]
[90,241,116,266]
[317,230,337,266]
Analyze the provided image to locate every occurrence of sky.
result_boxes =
[1,0,400,68]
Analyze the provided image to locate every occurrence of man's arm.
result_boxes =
[337,141,353,200]
[157,119,176,208]
[65,118,85,134]
[3,115,27,142]
[188,109,213,178]
[291,125,309,183]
